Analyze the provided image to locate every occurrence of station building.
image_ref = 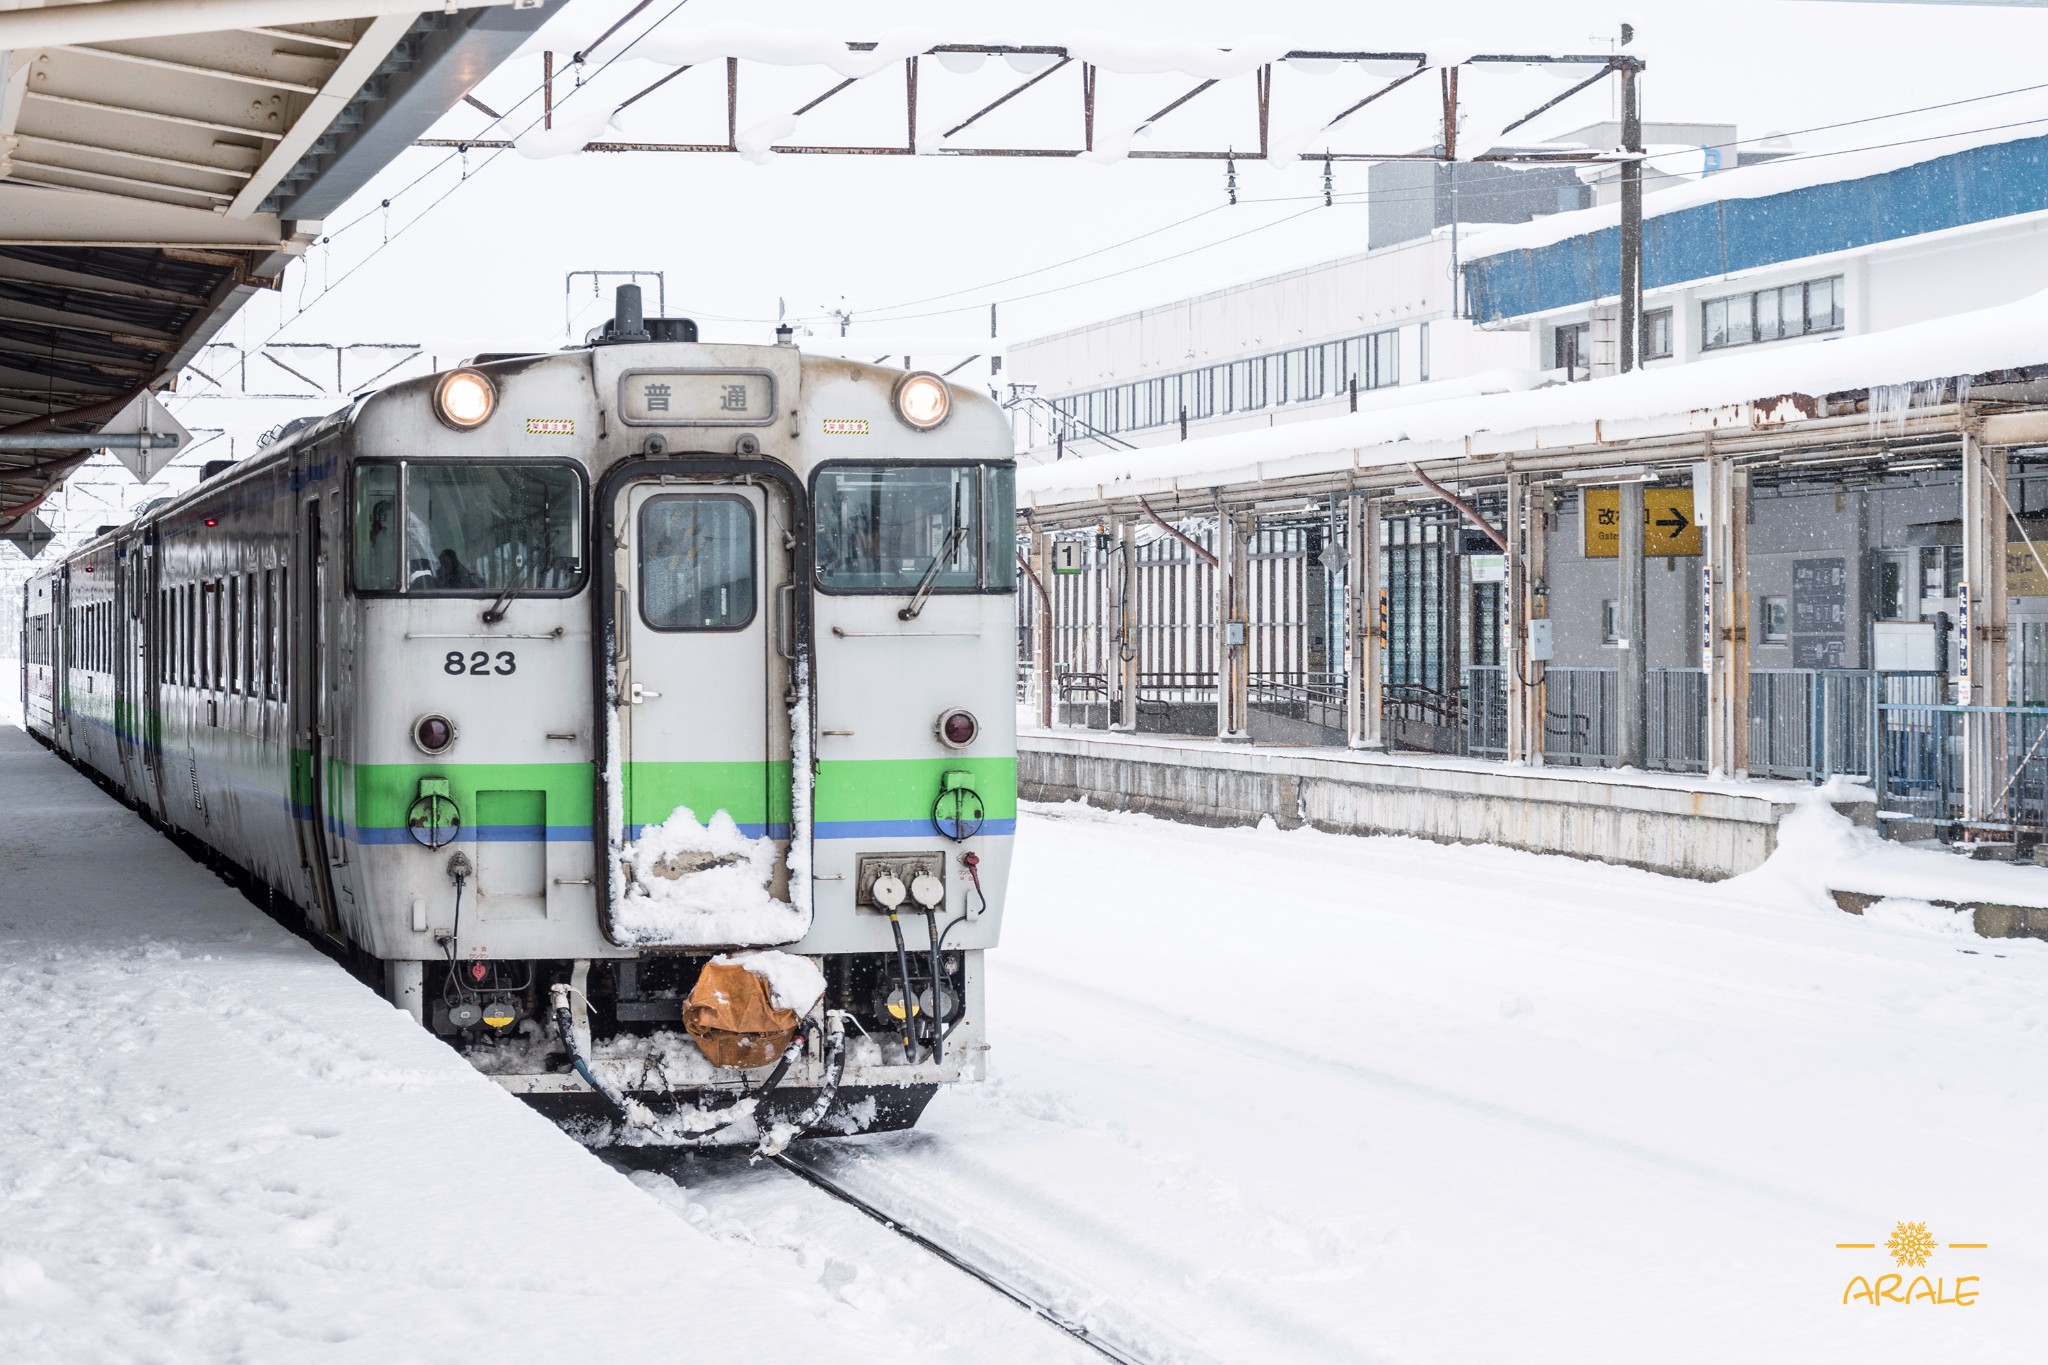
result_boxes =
[1008,112,2048,448]
[1007,109,2048,867]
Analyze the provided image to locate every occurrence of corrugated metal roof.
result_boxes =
[0,3,560,533]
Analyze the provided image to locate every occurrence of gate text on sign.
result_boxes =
[1582,488,1703,558]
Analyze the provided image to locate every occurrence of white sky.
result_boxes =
[224,0,2048,357]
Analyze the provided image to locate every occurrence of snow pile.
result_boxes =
[614,806,806,947]
[715,949,827,1015]
[1731,788,2048,915]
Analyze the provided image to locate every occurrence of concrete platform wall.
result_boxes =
[1020,734,1828,881]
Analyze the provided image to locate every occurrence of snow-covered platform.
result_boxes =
[0,724,919,1362]
[1020,727,1853,880]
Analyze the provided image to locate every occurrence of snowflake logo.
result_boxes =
[1886,1221,1936,1268]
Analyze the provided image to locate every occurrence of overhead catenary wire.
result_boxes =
[269,38,2048,343]
[266,0,700,338]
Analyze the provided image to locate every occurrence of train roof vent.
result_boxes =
[201,459,236,481]
[96,524,118,537]
[589,283,697,346]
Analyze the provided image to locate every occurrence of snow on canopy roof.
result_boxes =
[1019,283,2048,508]
[1463,89,2048,259]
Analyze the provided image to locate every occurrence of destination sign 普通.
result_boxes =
[620,370,776,425]
[1582,487,1702,558]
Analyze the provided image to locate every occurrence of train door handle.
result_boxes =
[630,682,662,704]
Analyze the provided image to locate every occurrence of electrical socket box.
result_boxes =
[855,852,945,912]
[1526,618,1555,663]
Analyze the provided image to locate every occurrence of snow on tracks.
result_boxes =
[0,726,912,1363]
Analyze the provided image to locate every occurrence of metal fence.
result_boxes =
[1875,702,2048,837]
[1544,667,1618,767]
[1650,669,1708,773]
[1465,665,1508,759]
[1249,670,1347,732]
[1749,670,1946,781]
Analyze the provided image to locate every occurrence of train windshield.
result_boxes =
[814,463,1016,593]
[353,461,585,596]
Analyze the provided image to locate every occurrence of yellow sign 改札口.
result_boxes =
[1583,487,1703,558]
[2007,542,2048,597]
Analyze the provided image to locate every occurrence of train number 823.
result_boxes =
[445,650,516,676]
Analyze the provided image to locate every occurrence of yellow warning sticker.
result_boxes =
[822,418,869,436]
[525,418,574,436]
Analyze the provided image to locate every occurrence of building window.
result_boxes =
[1555,322,1590,378]
[1418,321,1431,383]
[1643,308,1673,360]
[1761,596,1790,644]
[1702,276,1844,352]
[1366,328,1399,390]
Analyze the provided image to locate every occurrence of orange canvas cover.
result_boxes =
[683,961,800,1069]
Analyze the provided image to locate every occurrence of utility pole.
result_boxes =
[1617,26,1644,374]
[1618,484,1648,767]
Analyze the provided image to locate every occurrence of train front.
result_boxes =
[350,292,1017,1146]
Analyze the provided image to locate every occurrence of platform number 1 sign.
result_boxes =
[1052,542,1086,575]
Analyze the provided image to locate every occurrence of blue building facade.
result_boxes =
[1462,135,2048,324]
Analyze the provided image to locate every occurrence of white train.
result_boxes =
[22,288,1017,1146]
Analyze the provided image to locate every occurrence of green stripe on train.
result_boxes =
[349,756,1017,829]
[354,762,597,829]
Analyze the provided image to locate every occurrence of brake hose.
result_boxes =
[550,984,635,1118]
[885,911,924,1064]
[548,983,804,1137]
[756,1013,848,1157]
[922,907,946,1066]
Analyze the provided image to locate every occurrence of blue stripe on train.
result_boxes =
[350,818,1018,844]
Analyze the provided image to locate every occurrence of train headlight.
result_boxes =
[893,372,951,431]
[434,369,496,430]
[936,708,978,748]
[413,714,456,755]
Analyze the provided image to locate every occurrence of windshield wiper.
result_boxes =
[481,580,518,625]
[898,522,968,621]
[484,486,552,624]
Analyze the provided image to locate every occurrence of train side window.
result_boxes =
[638,496,756,631]
[354,464,400,591]
[228,576,241,693]
[277,568,289,696]
[261,569,274,700]
[243,572,257,696]
[984,464,1017,590]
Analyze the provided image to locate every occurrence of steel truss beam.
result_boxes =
[418,44,1643,166]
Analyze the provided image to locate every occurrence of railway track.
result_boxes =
[769,1150,1155,1365]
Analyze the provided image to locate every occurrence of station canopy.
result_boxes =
[0,0,560,536]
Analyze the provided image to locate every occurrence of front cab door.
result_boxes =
[605,475,803,948]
